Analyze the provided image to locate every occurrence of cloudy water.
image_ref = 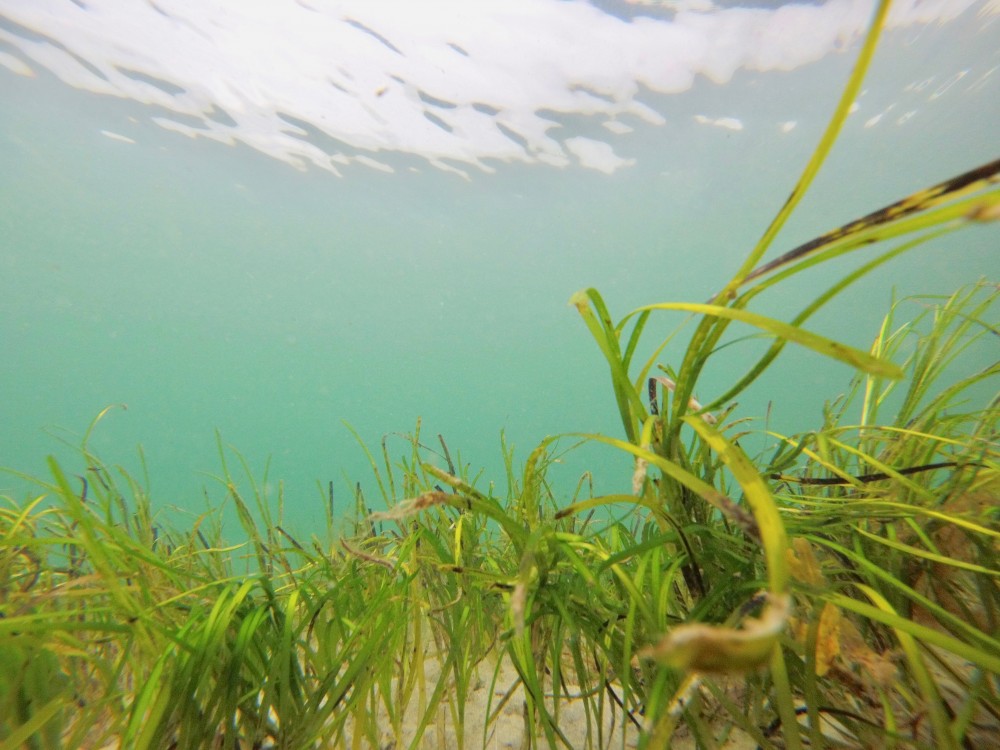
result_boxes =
[1,0,997,537]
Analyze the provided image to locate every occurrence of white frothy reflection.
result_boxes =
[0,0,987,176]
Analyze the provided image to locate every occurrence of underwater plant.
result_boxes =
[1,0,998,749]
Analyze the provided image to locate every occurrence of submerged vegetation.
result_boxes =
[2,2,998,749]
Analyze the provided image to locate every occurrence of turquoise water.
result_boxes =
[1,9,997,538]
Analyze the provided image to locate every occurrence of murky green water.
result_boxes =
[1,10,996,537]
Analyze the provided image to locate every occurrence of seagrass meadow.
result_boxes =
[2,1,999,749]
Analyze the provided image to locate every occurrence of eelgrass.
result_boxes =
[3,0,999,746]
[2,279,996,749]
[1,302,998,750]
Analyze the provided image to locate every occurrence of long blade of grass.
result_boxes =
[846,585,960,750]
[743,158,1000,286]
[718,0,892,294]
[825,592,1000,674]
[670,0,891,430]
[704,228,948,410]
[636,302,903,378]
